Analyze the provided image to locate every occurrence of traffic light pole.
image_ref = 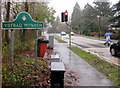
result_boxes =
[66,22,72,47]
[61,10,71,46]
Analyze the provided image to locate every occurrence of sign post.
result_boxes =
[10,30,14,68]
[35,30,38,65]
[2,12,44,68]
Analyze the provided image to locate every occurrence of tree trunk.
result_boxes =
[5,2,10,44]
[25,1,28,12]
[0,2,2,87]
[20,1,28,42]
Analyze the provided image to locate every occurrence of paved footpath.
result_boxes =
[54,40,113,86]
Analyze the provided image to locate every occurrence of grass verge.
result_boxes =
[81,35,105,39]
[54,37,67,43]
[68,47,119,86]
[38,36,46,39]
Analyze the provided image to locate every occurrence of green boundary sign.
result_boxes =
[2,12,44,29]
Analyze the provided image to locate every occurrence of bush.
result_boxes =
[2,40,34,58]
[90,32,99,36]
[2,44,10,57]
[111,31,120,40]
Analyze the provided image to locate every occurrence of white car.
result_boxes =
[60,31,66,36]
[71,32,75,36]
[60,31,67,40]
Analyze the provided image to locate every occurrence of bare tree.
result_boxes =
[20,1,29,42]
[4,2,10,44]
[0,1,2,87]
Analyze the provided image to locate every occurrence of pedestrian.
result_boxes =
[104,35,111,46]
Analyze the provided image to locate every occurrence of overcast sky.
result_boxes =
[49,0,119,17]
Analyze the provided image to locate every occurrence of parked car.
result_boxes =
[60,31,66,36]
[70,32,75,36]
[110,40,120,56]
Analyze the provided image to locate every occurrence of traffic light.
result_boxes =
[61,12,65,22]
[61,10,68,22]
[64,11,68,22]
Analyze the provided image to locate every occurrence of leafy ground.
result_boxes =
[2,38,53,87]
[68,47,120,86]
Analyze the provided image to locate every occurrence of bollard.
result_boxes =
[51,62,65,88]
[51,54,60,62]
[49,36,54,49]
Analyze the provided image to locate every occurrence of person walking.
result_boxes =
[104,35,111,46]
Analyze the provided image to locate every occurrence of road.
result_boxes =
[67,35,120,66]
[47,33,119,66]
[72,35,107,48]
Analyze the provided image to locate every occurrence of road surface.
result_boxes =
[71,35,120,66]
[47,33,119,66]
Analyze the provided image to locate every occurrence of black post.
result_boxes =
[66,22,72,47]
[98,16,101,38]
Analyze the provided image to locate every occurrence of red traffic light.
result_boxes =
[61,10,68,22]
[64,12,68,16]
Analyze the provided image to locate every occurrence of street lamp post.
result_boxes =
[97,15,101,38]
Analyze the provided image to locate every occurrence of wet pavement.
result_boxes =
[54,40,113,86]
[63,35,120,66]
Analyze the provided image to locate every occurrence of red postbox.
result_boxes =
[37,39,49,57]
[40,43,47,57]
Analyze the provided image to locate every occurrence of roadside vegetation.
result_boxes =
[1,1,55,86]
[2,56,50,87]
[68,47,119,86]
[54,37,67,43]
[2,36,51,87]
[38,36,46,39]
